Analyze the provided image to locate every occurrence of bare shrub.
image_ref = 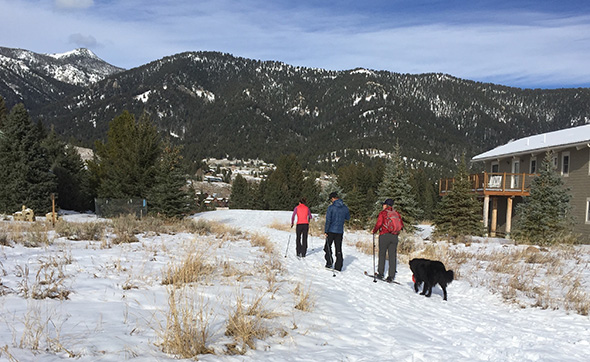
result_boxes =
[293,282,315,312]
[309,216,324,236]
[159,288,215,358]
[351,238,372,255]
[225,293,269,354]
[55,220,106,241]
[0,230,10,246]
[112,214,140,244]
[24,223,51,247]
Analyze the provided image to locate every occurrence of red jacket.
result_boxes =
[372,207,403,235]
[292,204,312,225]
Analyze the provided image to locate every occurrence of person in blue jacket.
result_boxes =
[324,192,350,271]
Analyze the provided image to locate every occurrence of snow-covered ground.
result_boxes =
[1,209,589,361]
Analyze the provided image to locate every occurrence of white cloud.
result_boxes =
[55,0,94,9]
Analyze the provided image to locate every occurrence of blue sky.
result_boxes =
[2,0,590,89]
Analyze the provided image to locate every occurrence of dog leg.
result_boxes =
[414,281,420,293]
[442,285,447,301]
[425,284,433,297]
[420,282,428,295]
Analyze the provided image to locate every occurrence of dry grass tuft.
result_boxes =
[225,293,269,354]
[161,246,216,286]
[159,288,215,358]
[268,220,291,232]
[249,233,274,254]
[292,282,315,312]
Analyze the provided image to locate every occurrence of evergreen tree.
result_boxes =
[513,152,575,245]
[374,143,423,233]
[0,104,57,214]
[433,155,483,238]
[264,154,304,210]
[148,143,193,218]
[42,127,93,211]
[230,174,251,209]
[410,168,439,221]
[314,182,344,214]
[90,111,161,198]
[301,175,321,210]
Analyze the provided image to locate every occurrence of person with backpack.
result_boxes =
[291,197,312,257]
[371,198,404,282]
[324,192,350,271]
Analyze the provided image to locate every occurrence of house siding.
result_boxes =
[481,147,590,243]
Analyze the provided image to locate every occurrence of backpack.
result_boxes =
[383,210,403,234]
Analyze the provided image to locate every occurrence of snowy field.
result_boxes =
[1,209,589,361]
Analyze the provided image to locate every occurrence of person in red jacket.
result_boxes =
[291,198,312,257]
[372,198,404,282]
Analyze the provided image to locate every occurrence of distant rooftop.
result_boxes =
[472,123,590,162]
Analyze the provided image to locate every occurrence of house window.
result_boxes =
[562,152,570,177]
[530,158,537,174]
[587,198,590,224]
[552,154,558,169]
[491,162,499,173]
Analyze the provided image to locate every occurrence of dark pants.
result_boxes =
[295,223,309,257]
[378,233,399,279]
[324,232,343,271]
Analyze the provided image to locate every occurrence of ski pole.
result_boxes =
[372,233,377,283]
[285,235,291,258]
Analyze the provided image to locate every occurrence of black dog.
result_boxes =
[409,258,454,301]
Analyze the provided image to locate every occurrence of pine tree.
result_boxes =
[374,143,423,233]
[301,176,321,210]
[264,154,304,210]
[433,155,483,238]
[90,111,161,199]
[148,143,193,218]
[0,104,57,214]
[230,174,251,209]
[313,182,344,214]
[42,127,93,211]
[513,152,575,245]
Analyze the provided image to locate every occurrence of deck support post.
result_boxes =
[506,197,513,239]
[483,195,490,237]
[490,197,498,237]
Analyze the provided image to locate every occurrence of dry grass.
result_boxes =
[225,293,270,354]
[55,220,106,241]
[111,214,140,244]
[268,220,291,232]
[159,288,215,358]
[292,282,315,312]
[161,245,216,285]
[249,233,274,254]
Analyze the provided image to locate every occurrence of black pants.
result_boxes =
[295,223,309,257]
[324,232,343,271]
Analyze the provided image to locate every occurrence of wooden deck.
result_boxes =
[439,172,537,197]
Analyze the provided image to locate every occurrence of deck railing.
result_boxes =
[439,172,537,196]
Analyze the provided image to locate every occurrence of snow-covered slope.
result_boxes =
[0,209,588,361]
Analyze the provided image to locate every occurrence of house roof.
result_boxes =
[472,123,590,162]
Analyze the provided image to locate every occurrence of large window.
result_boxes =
[562,152,570,177]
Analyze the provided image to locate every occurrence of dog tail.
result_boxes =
[445,270,454,284]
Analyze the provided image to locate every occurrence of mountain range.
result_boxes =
[2,46,590,174]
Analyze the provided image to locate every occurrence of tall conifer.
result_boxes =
[374,142,422,233]
[433,155,482,238]
[513,152,575,244]
[0,104,56,213]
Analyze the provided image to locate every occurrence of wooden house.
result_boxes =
[440,124,590,242]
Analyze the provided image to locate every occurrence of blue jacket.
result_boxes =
[324,199,350,234]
